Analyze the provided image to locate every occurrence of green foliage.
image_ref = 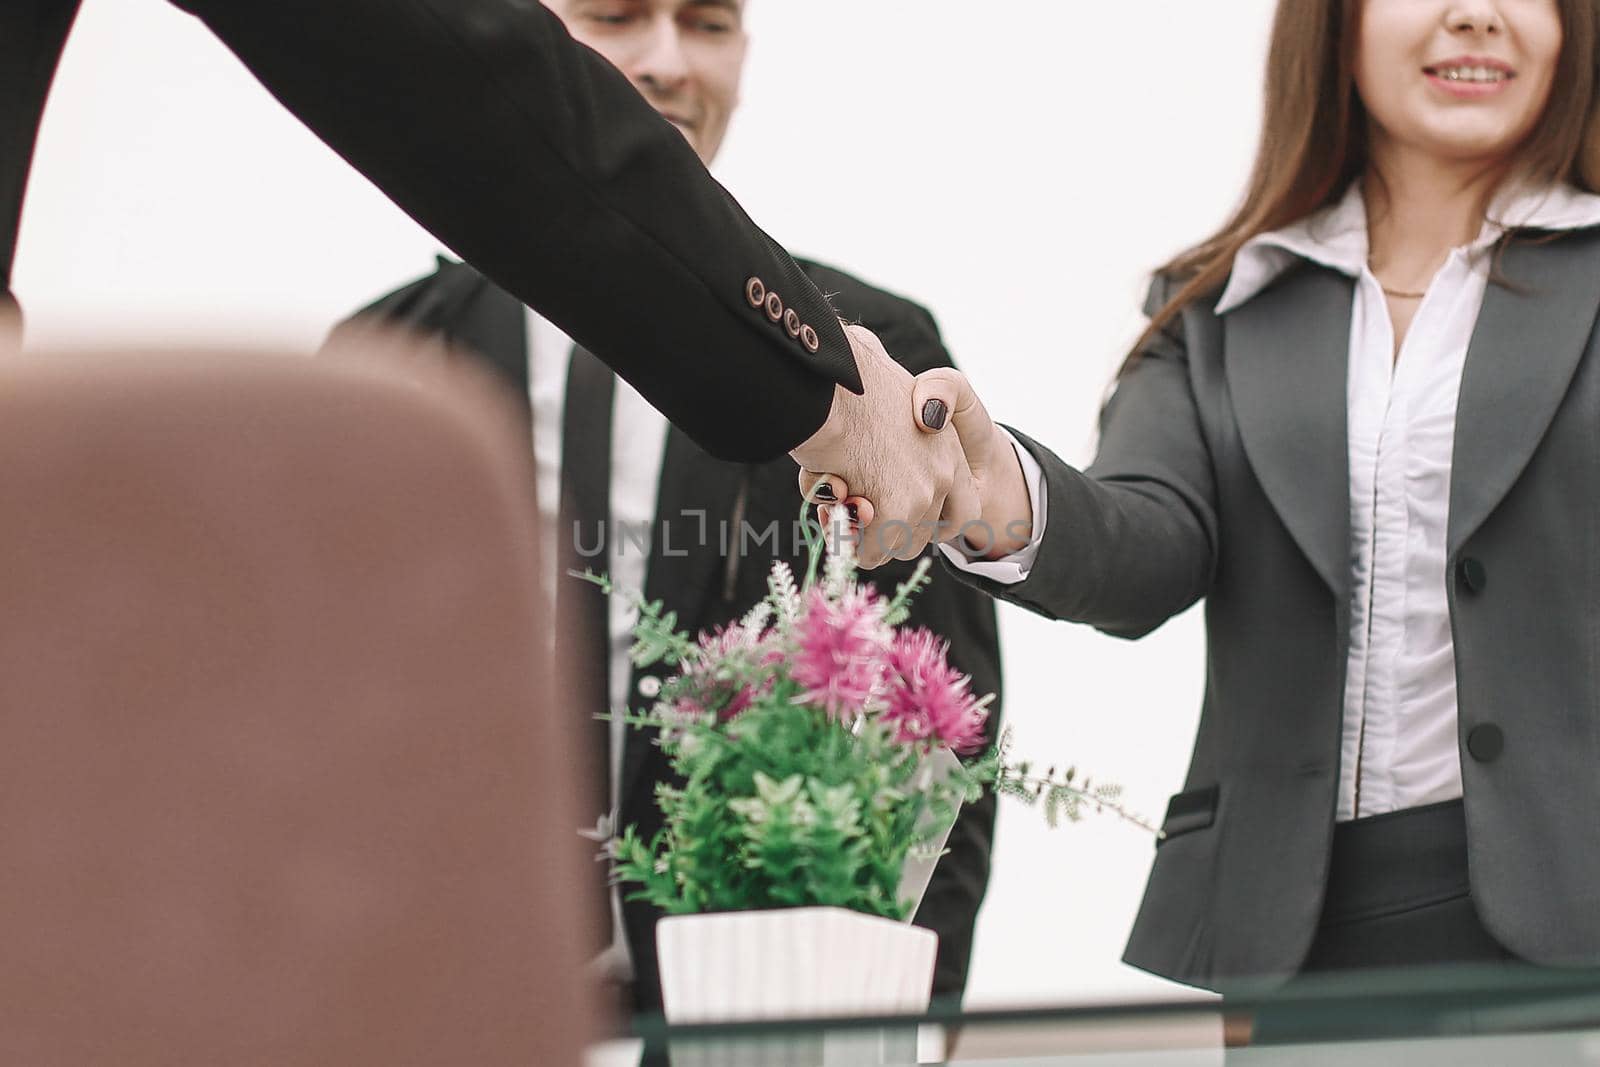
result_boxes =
[611,686,964,919]
[600,511,1161,921]
[608,693,1157,921]
[994,748,1147,831]
[882,558,933,627]
[574,569,695,668]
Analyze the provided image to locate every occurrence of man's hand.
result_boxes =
[791,324,977,569]
[806,365,1033,562]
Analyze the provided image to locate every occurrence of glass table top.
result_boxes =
[589,964,1600,1066]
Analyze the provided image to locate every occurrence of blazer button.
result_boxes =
[800,324,820,353]
[1467,723,1504,763]
[637,675,662,700]
[764,291,785,323]
[1456,557,1487,594]
[745,277,766,308]
[783,308,803,338]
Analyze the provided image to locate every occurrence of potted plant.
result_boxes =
[590,532,1157,1028]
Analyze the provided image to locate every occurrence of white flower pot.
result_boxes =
[655,907,937,1066]
[657,906,938,1022]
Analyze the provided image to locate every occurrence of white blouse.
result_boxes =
[953,180,1600,822]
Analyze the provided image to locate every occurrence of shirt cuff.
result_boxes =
[937,429,1046,585]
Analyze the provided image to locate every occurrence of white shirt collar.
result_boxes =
[1215,180,1600,315]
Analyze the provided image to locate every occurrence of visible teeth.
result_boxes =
[1437,66,1507,83]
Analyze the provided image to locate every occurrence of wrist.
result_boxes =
[789,381,852,469]
[963,429,1033,558]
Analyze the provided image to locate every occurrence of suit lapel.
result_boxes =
[643,427,744,629]
[1449,231,1600,554]
[1224,264,1354,604]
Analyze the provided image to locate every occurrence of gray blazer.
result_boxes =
[954,227,1600,990]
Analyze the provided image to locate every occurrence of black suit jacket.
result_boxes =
[3,0,852,459]
[338,257,1002,1010]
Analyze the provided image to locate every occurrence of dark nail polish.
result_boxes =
[812,483,837,503]
[922,399,949,431]
[845,503,860,523]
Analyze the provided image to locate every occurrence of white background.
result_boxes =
[16,0,1279,1008]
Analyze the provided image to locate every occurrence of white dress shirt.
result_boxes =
[952,181,1600,822]
[526,307,669,981]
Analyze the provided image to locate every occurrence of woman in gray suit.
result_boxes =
[821,0,1600,1005]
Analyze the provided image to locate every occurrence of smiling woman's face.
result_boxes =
[1355,0,1563,169]
[547,0,747,166]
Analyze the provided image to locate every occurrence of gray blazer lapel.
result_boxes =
[1224,265,1354,603]
[1449,230,1600,554]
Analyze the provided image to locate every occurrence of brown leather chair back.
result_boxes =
[0,347,590,1066]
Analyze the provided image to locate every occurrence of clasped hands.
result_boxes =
[790,323,1033,570]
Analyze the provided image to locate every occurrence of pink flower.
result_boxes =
[883,628,990,754]
[790,585,890,719]
[695,625,756,661]
[716,687,760,722]
[676,624,775,723]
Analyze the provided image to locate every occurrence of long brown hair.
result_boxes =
[1126,0,1600,368]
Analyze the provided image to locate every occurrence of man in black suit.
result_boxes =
[3,0,985,564]
[332,0,1001,1016]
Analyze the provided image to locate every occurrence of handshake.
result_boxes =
[790,324,1034,570]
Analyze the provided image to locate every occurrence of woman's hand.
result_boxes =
[910,368,1032,557]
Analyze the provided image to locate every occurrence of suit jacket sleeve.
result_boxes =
[815,265,1001,1003]
[6,0,854,460]
[0,0,81,308]
[946,277,1219,639]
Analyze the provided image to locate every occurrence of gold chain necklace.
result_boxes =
[1380,284,1427,300]
[1369,259,1427,300]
